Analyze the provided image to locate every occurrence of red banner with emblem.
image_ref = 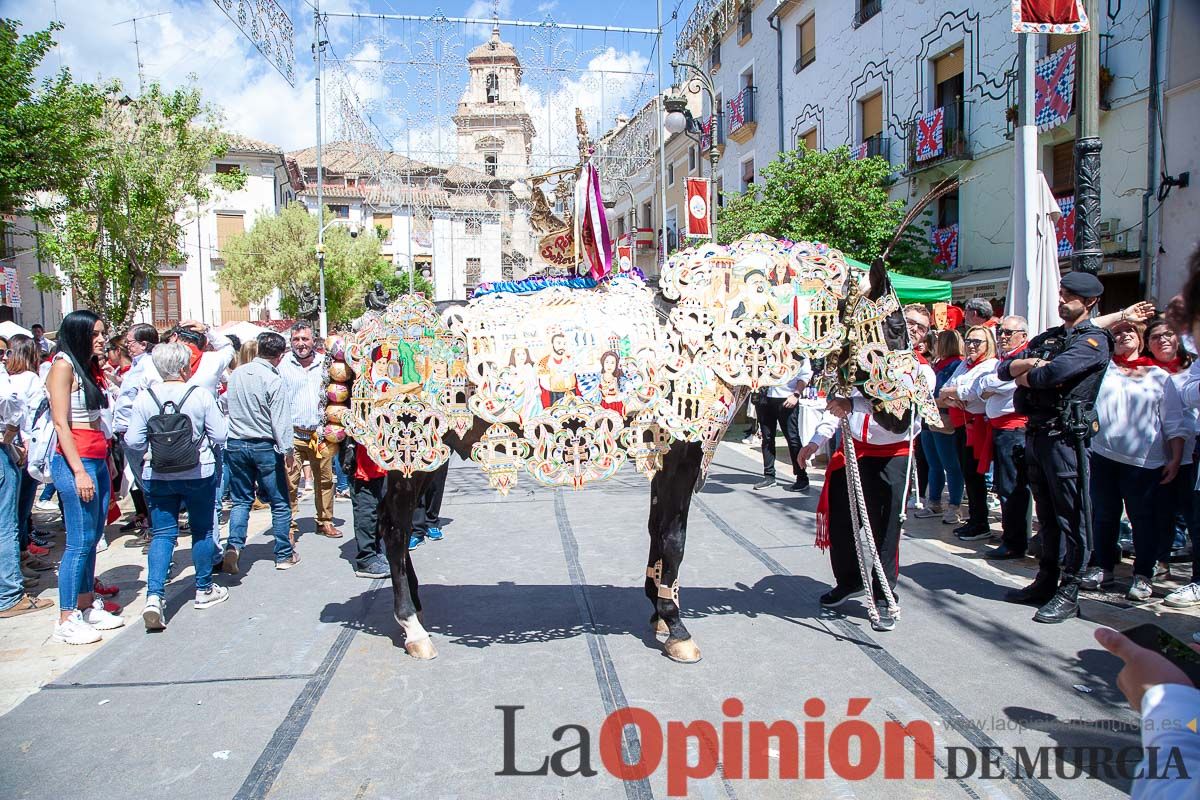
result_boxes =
[1012,0,1089,33]
[685,178,712,239]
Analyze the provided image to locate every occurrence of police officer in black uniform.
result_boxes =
[997,272,1112,623]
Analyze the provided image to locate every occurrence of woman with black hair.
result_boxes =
[46,310,124,645]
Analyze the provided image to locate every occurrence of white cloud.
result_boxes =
[463,0,514,40]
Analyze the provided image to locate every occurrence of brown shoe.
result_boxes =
[21,553,54,572]
[0,594,54,618]
[317,524,344,539]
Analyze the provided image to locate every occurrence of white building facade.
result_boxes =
[674,0,1189,312]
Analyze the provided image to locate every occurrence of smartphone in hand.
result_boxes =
[1121,623,1200,685]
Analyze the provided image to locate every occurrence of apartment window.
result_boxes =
[860,91,883,143]
[740,157,755,191]
[667,161,675,186]
[800,128,818,152]
[465,217,482,236]
[486,72,499,103]
[151,276,182,329]
[688,146,697,172]
[710,36,721,70]
[215,163,241,175]
[465,258,481,295]
[853,0,881,28]
[934,46,964,120]
[373,213,393,240]
[795,16,816,72]
[329,204,350,219]
[484,153,497,177]
[616,216,626,238]
[641,201,653,228]
[937,191,959,228]
[215,212,244,259]
[738,4,752,40]
[1051,140,1075,195]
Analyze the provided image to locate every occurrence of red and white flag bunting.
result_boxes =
[685,178,711,239]
[1012,0,1090,33]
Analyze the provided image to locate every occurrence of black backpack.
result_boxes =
[145,386,201,473]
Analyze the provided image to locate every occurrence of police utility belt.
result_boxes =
[1026,401,1100,442]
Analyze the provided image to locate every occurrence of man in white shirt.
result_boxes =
[751,359,813,492]
[30,324,51,356]
[278,322,342,539]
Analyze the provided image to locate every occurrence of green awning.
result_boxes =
[844,256,952,304]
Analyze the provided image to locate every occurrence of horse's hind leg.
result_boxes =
[647,442,704,663]
[381,471,436,660]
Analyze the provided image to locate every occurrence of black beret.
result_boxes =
[1060,271,1104,298]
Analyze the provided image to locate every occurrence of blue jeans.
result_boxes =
[332,450,350,493]
[923,430,964,506]
[17,470,38,551]
[145,476,217,597]
[39,483,55,502]
[225,439,293,561]
[51,454,110,611]
[0,449,24,611]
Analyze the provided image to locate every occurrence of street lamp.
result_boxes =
[667,60,722,236]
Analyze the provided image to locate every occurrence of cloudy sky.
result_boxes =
[7,0,691,160]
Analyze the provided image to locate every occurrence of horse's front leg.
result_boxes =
[382,470,436,659]
[647,442,704,663]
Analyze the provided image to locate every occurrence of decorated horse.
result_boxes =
[330,234,938,662]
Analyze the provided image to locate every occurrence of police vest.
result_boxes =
[1014,324,1114,433]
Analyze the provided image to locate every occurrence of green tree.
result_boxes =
[716,145,934,277]
[218,203,424,327]
[32,80,243,328]
[0,19,101,211]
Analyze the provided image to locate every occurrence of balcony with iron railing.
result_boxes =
[726,87,757,144]
[903,102,972,175]
[857,135,890,161]
[794,47,816,74]
[699,113,725,153]
[853,0,881,28]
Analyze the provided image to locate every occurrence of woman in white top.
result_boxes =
[1149,319,1200,607]
[1081,320,1180,602]
[939,325,998,539]
[46,310,124,645]
[5,337,49,567]
[124,343,229,630]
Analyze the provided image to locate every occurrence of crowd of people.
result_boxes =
[0,315,448,641]
[782,268,1200,634]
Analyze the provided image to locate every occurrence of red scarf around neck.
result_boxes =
[1112,352,1156,369]
[1152,356,1184,374]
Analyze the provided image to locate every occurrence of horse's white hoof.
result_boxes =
[664,637,701,663]
[405,636,438,660]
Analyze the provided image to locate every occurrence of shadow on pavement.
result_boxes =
[317,573,883,652]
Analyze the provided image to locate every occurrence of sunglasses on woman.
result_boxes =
[964,338,987,345]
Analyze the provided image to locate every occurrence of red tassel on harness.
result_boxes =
[815,449,846,552]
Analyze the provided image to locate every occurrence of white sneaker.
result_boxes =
[143,595,165,630]
[82,599,124,630]
[194,584,229,610]
[914,504,943,518]
[1126,576,1153,602]
[942,504,962,525]
[53,610,102,645]
[1164,582,1200,608]
[34,499,58,512]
